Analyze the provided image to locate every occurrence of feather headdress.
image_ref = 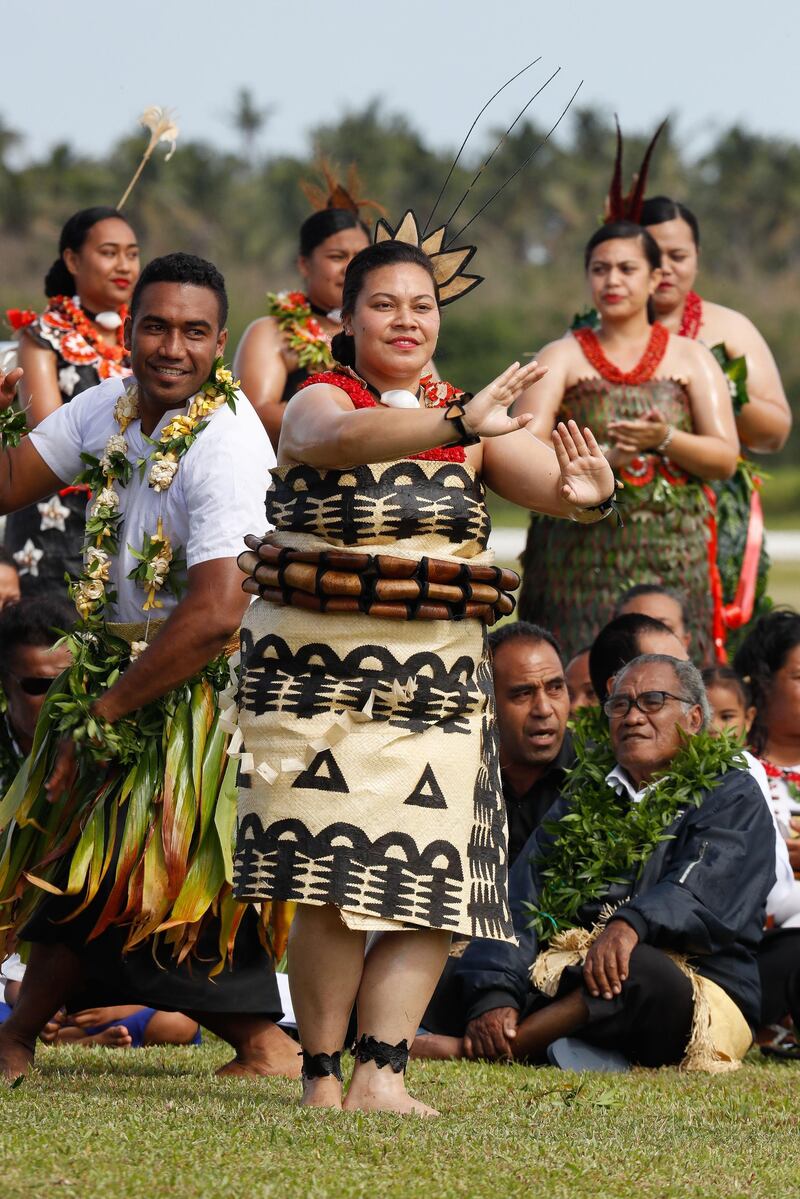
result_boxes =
[604,116,667,224]
[300,160,384,218]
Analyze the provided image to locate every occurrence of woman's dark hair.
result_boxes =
[130,252,228,328]
[583,221,662,272]
[44,206,130,299]
[299,209,369,259]
[584,221,662,323]
[640,195,701,248]
[330,241,439,368]
[733,608,800,755]
[701,665,752,710]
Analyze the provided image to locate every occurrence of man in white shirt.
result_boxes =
[0,254,299,1084]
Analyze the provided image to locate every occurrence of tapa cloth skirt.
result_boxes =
[233,601,514,943]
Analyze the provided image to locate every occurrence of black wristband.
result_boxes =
[443,397,480,446]
[580,491,624,527]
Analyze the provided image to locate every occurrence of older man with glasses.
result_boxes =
[449,653,776,1072]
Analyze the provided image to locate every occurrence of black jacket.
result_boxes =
[504,732,575,865]
[456,765,776,1029]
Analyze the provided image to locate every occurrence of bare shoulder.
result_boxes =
[284,381,355,414]
[238,315,283,349]
[701,299,761,346]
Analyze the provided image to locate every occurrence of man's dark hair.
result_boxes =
[589,613,675,703]
[0,548,19,572]
[488,620,562,663]
[0,595,75,675]
[130,252,228,328]
[613,582,689,628]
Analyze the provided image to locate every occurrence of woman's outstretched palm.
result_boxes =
[553,420,615,509]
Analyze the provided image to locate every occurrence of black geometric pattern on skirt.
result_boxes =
[239,629,479,734]
[234,815,464,929]
[266,461,491,548]
[467,647,513,941]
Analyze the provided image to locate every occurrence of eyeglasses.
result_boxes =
[6,674,58,696]
[603,689,693,719]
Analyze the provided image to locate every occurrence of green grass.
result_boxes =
[2,1045,800,1198]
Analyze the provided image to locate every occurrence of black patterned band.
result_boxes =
[350,1034,409,1074]
[301,1049,343,1081]
[443,397,480,446]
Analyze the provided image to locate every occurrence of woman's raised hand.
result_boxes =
[462,360,547,439]
[0,366,23,410]
[553,420,615,509]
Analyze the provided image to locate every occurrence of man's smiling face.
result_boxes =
[127,282,227,412]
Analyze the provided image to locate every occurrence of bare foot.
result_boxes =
[300,1075,343,1110]
[83,1025,134,1050]
[410,1033,464,1061]
[0,1027,35,1084]
[344,1067,439,1117]
[216,1024,302,1079]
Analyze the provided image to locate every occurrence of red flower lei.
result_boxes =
[299,368,469,462]
[760,759,800,787]
[44,295,128,366]
[573,322,669,385]
[678,291,703,340]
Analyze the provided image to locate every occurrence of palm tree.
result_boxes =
[230,89,273,162]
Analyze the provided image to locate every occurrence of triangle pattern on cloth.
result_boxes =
[403,763,447,809]
[292,748,349,794]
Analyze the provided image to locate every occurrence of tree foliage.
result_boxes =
[1,103,797,457]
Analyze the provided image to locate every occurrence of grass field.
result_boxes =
[3,1044,800,1199]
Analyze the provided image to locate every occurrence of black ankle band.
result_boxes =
[301,1050,343,1082]
[350,1034,409,1074]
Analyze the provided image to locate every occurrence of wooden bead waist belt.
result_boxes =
[238,535,519,624]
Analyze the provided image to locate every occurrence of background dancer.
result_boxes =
[234,167,372,448]
[234,215,616,1116]
[4,207,139,589]
[642,195,792,644]
[0,253,298,1084]
[516,219,737,661]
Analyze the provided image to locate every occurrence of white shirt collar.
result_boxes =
[606,763,651,804]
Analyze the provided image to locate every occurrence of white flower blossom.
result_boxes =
[78,578,105,603]
[91,487,120,515]
[113,392,139,427]
[129,640,149,662]
[37,494,71,533]
[13,539,44,577]
[148,458,179,491]
[106,434,128,456]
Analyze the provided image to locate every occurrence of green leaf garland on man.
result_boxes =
[0,253,301,1084]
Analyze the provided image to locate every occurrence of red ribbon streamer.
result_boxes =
[703,484,765,662]
[722,488,764,631]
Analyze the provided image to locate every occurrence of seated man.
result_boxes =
[613,583,691,652]
[564,646,596,715]
[0,595,74,790]
[488,622,574,864]
[433,655,775,1070]
[417,621,574,1045]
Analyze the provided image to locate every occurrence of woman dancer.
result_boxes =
[516,220,738,661]
[234,171,371,448]
[5,207,139,586]
[233,217,615,1115]
[642,195,791,642]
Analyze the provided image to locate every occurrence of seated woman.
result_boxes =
[515,220,738,662]
[233,169,372,449]
[734,611,800,1057]
[234,216,615,1114]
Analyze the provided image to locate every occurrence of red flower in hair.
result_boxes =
[6,308,37,331]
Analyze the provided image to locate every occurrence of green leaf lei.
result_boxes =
[0,406,28,450]
[525,706,746,943]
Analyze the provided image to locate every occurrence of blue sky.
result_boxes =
[3,0,798,162]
